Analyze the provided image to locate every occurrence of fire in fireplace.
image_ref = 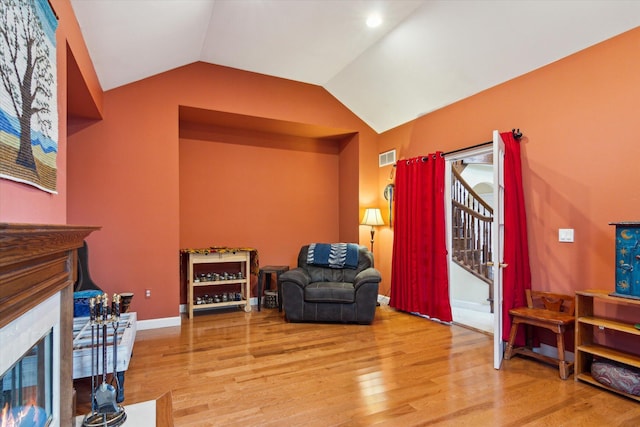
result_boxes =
[1,330,53,427]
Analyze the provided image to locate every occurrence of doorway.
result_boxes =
[445,146,494,334]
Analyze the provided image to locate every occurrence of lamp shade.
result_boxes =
[361,208,384,226]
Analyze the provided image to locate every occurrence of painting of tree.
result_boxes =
[0,0,58,193]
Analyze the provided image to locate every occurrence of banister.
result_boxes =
[452,167,493,214]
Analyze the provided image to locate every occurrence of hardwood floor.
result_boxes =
[75,305,640,426]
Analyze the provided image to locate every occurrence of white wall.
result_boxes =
[449,262,491,312]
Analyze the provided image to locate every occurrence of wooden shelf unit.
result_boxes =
[575,289,640,401]
[186,251,252,318]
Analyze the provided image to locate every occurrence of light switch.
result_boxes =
[559,228,574,243]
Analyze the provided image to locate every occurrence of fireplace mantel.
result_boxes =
[0,223,99,427]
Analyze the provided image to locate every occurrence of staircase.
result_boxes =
[451,164,494,312]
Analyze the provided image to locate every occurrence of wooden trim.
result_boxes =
[0,223,100,328]
[156,391,174,427]
[0,223,100,267]
[451,200,493,222]
[60,284,74,426]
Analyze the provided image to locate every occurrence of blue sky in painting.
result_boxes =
[0,109,58,154]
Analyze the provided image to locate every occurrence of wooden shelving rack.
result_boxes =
[575,289,640,401]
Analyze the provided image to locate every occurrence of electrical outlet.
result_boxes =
[145,289,151,299]
[559,228,574,243]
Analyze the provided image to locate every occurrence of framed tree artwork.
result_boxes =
[0,0,59,193]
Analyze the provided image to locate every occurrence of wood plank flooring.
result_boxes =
[74,305,640,426]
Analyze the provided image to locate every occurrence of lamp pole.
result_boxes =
[368,226,375,252]
[361,208,384,253]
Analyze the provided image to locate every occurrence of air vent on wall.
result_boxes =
[379,149,396,167]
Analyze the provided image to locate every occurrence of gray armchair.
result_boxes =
[280,244,381,324]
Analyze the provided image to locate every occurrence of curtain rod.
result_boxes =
[393,129,523,165]
[443,141,492,156]
[443,128,523,156]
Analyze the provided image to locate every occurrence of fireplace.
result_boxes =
[0,290,60,427]
[0,224,98,427]
[1,327,54,427]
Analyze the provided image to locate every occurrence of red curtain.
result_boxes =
[501,131,532,344]
[390,153,452,322]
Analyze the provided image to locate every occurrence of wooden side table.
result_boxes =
[257,265,289,312]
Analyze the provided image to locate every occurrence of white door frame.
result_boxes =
[492,130,506,370]
[444,144,494,322]
[444,132,505,370]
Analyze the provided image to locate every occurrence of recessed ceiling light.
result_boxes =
[366,13,382,28]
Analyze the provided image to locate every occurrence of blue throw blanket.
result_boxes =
[307,243,359,269]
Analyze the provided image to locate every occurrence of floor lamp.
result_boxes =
[361,208,385,252]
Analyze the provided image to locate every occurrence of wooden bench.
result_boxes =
[504,290,575,379]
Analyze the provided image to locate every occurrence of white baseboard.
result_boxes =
[535,343,575,362]
[137,316,181,330]
[179,298,259,315]
[146,298,274,330]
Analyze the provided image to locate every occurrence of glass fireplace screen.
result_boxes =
[1,329,53,427]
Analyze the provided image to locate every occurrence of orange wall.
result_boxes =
[19,2,638,322]
[178,132,341,301]
[68,62,379,320]
[376,28,640,299]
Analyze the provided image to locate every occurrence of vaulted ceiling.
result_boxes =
[70,0,640,133]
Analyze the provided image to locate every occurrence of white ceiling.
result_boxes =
[70,0,640,133]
